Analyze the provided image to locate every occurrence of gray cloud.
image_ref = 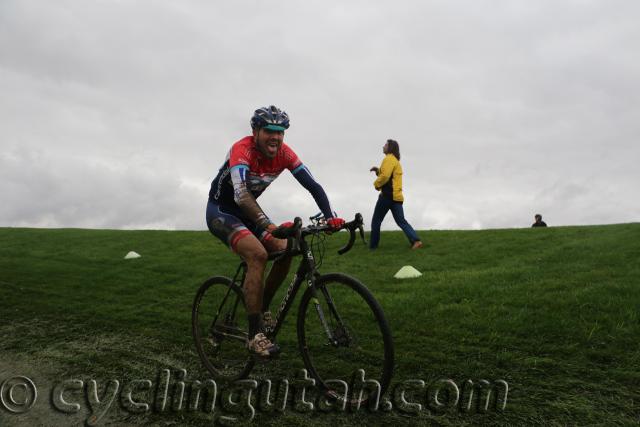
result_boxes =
[1,0,639,230]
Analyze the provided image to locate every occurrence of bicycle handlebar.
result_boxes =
[337,213,364,255]
[270,213,366,255]
[270,217,303,239]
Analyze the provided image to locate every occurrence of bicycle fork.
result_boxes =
[309,278,352,347]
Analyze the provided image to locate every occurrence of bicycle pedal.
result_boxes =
[247,343,281,362]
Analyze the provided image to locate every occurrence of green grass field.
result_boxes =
[1,224,639,426]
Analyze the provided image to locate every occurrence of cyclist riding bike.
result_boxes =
[206,105,345,359]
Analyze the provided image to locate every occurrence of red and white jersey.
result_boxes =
[209,136,304,203]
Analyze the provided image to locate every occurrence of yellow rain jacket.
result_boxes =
[373,154,403,202]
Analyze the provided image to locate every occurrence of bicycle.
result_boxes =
[192,213,394,404]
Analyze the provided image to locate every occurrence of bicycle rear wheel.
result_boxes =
[297,273,394,406]
[192,276,254,381]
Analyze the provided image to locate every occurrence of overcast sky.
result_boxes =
[1,0,638,231]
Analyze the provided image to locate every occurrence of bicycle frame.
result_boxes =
[222,236,319,341]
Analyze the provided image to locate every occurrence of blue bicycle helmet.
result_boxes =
[250,105,290,131]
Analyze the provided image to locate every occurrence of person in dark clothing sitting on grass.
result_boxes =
[532,214,547,227]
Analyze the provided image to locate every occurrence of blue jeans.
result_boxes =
[370,196,421,249]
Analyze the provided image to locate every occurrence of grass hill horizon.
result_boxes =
[3,219,634,232]
[1,223,639,425]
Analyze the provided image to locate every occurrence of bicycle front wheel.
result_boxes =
[192,276,254,381]
[297,273,394,405]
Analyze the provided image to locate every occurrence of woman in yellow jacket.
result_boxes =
[369,139,422,249]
